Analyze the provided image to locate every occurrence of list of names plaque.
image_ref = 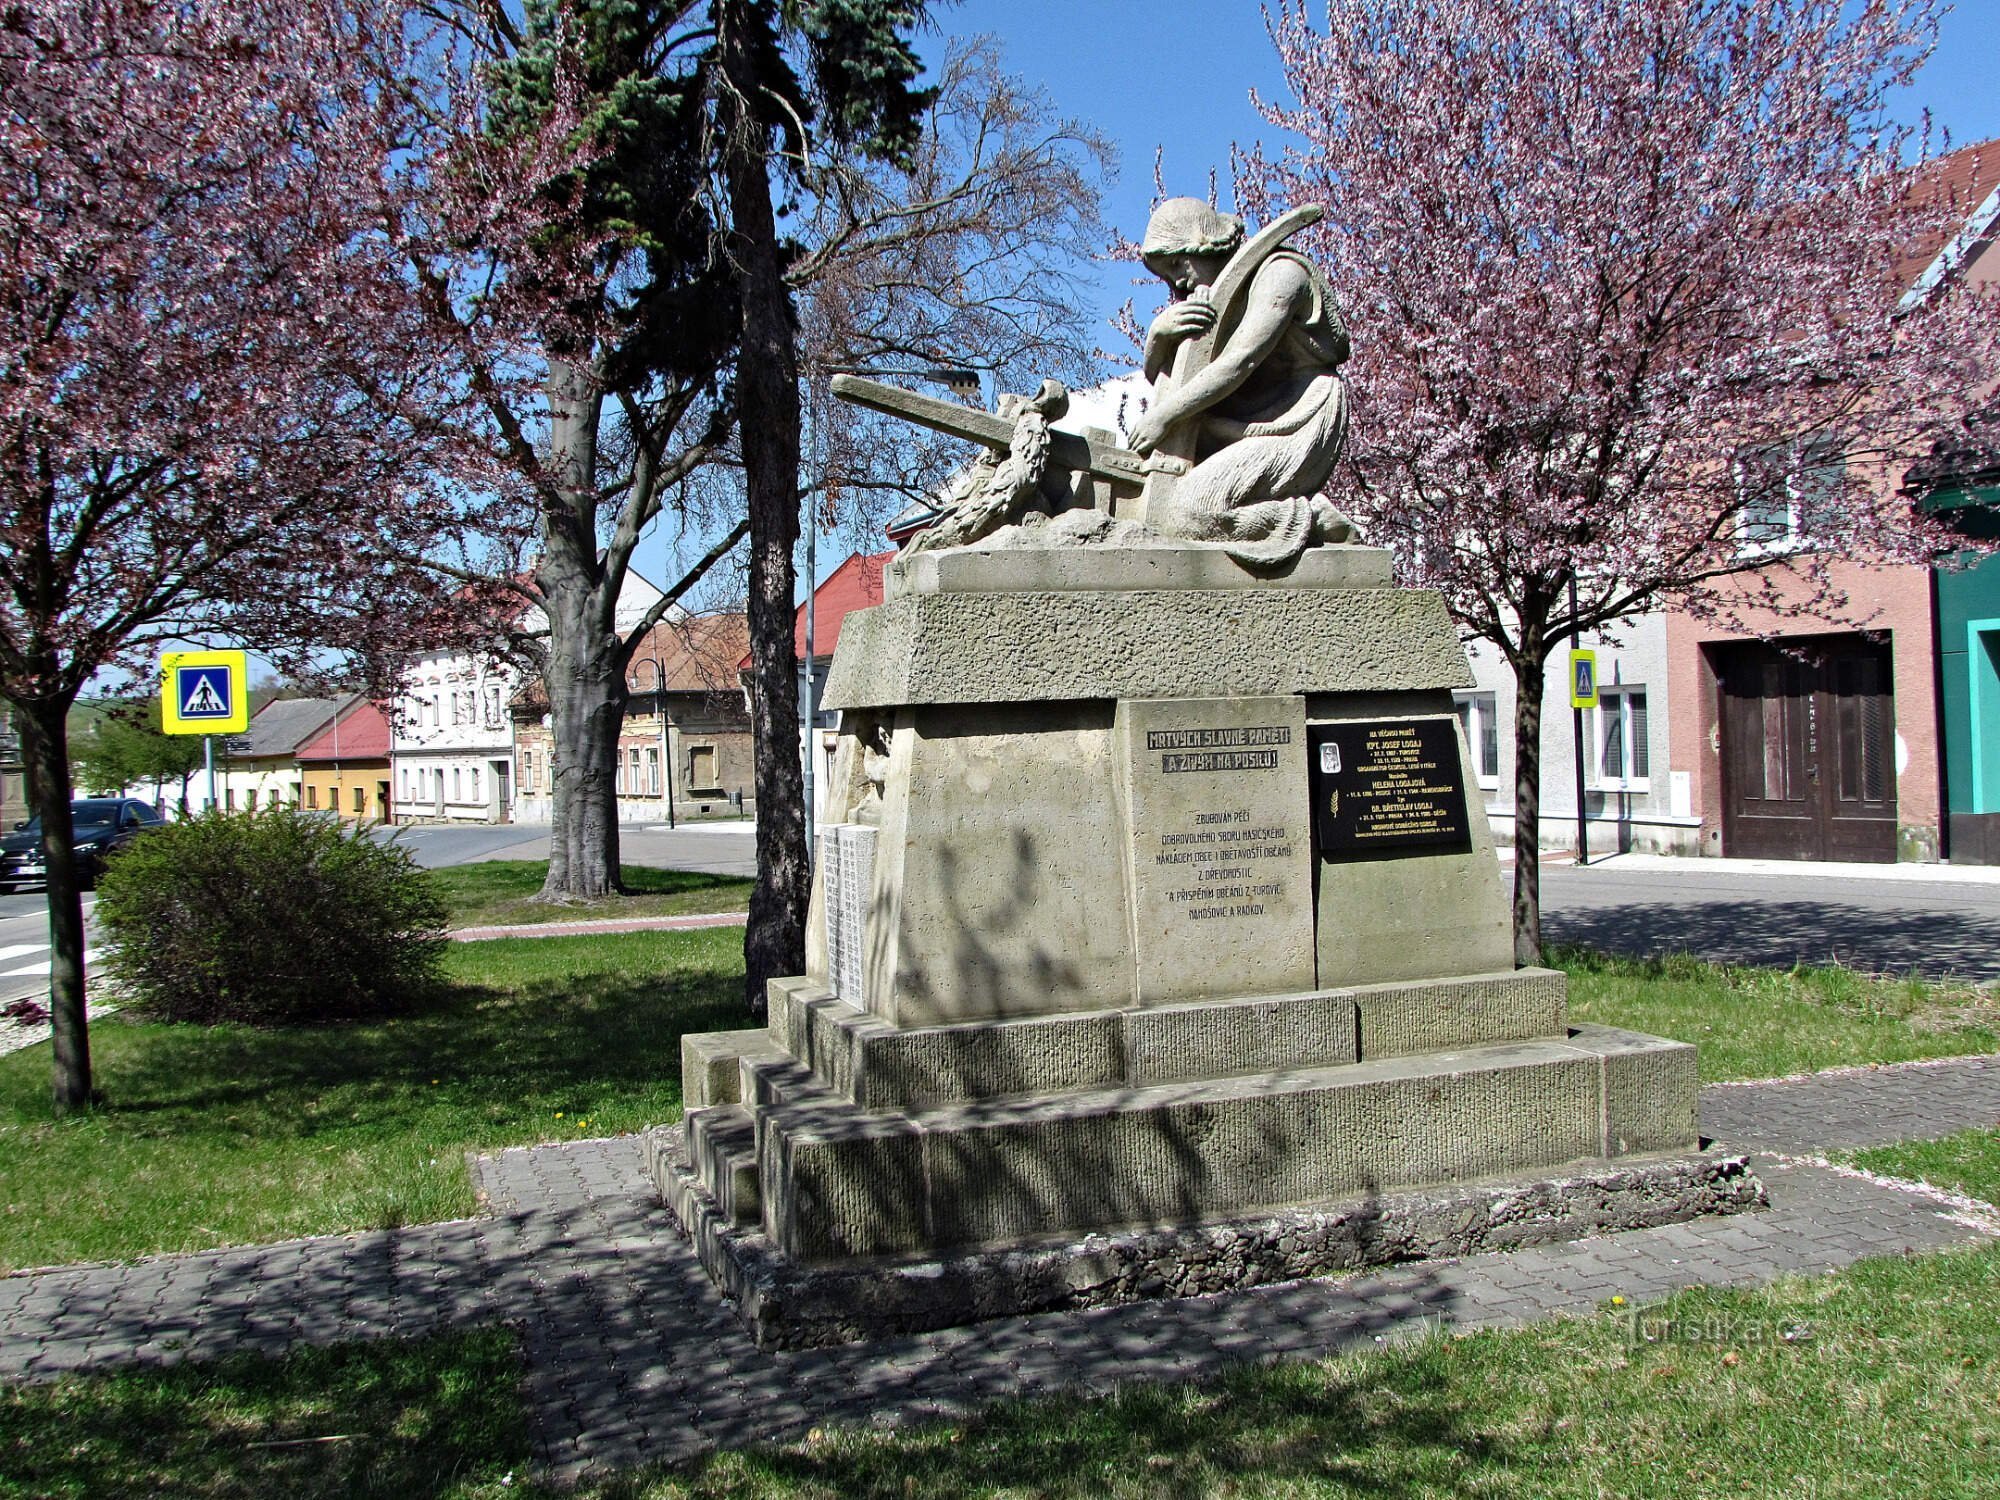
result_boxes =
[1309,718,1472,856]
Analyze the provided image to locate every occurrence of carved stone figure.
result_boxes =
[1129,198,1357,569]
[828,198,1356,572]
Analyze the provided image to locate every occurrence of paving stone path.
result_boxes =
[4,1054,1998,1484]
[450,912,748,942]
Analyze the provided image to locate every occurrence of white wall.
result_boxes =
[1462,610,1701,856]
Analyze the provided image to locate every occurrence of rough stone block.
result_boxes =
[740,1055,836,1117]
[1352,969,1567,1059]
[767,1037,1606,1259]
[765,976,822,1053]
[872,701,1137,1025]
[1308,705,1515,989]
[1123,989,1357,1084]
[823,587,1472,711]
[687,1106,759,1224]
[681,1029,781,1111]
[843,1008,1126,1111]
[655,1123,1763,1350]
[1566,1024,1701,1156]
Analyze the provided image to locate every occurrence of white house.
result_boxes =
[1460,613,1698,857]
[390,569,666,824]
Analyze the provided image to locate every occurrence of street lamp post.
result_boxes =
[633,656,676,829]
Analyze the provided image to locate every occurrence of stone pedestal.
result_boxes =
[657,544,1759,1346]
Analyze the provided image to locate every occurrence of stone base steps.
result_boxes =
[674,1022,1698,1263]
[683,969,1570,1115]
[652,1123,1764,1350]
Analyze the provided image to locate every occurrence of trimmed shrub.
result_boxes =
[93,810,450,1025]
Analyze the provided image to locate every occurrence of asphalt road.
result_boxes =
[0,894,95,1009]
[1539,856,2000,981]
[5,836,1997,1011]
[381,819,758,878]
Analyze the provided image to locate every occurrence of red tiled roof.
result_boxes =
[626,613,752,694]
[295,698,391,761]
[1895,138,2000,283]
[734,551,893,668]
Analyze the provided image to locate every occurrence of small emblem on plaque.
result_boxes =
[1319,742,1341,774]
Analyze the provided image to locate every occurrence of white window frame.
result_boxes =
[1452,691,1501,790]
[1590,687,1651,793]
[1734,436,1844,557]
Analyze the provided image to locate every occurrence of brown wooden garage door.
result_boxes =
[1713,635,1896,862]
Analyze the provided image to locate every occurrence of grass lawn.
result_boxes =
[1844,1126,2000,1205]
[0,929,744,1273]
[1557,944,2000,1082]
[0,1329,528,1500]
[5,939,1999,1272]
[427,861,752,929]
[6,1243,1998,1498]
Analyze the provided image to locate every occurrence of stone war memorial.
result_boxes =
[653,198,1764,1347]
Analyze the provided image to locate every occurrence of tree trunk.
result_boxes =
[536,355,626,901]
[542,644,625,900]
[16,697,90,1112]
[1509,637,1549,968]
[722,6,810,1014]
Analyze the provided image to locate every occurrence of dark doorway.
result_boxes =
[1713,635,1896,862]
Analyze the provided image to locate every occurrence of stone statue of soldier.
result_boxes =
[1128,197,1358,569]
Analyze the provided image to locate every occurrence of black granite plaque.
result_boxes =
[1308,718,1472,856]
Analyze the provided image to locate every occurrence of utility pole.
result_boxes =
[1568,575,1588,868]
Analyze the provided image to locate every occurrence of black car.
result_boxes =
[0,798,165,891]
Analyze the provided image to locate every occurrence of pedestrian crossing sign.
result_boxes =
[161,650,249,734]
[1569,649,1599,710]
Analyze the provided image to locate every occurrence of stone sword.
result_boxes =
[827,373,1173,498]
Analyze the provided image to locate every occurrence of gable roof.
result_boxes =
[295,698,391,762]
[1897,138,2000,295]
[234,697,339,759]
[790,551,891,665]
[627,614,752,695]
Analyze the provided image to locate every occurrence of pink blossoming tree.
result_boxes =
[0,0,490,1110]
[1240,0,1996,961]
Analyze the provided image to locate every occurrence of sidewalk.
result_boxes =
[4,1054,1998,1482]
[449,912,748,942]
[1508,848,2000,884]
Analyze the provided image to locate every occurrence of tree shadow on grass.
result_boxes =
[666,1333,1510,1500]
[1544,895,2000,982]
[73,941,746,1142]
[0,1329,528,1500]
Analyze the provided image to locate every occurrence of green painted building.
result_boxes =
[1929,438,2000,864]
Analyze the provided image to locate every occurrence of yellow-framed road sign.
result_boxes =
[161,650,250,735]
[1568,649,1599,710]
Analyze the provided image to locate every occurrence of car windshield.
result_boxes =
[14,800,126,837]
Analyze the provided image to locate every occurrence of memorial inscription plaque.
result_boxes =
[1116,696,1316,1004]
[1309,718,1472,857]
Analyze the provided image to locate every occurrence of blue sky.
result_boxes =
[939,0,2000,338]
